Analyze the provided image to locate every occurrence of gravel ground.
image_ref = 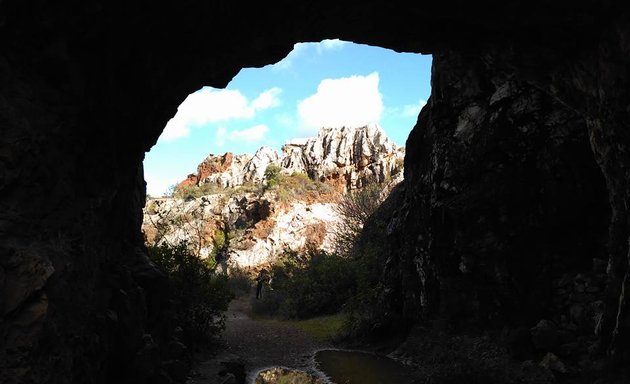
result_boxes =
[189,297,332,383]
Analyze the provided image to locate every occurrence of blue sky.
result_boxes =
[144,40,432,196]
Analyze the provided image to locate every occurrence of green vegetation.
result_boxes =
[332,183,386,257]
[251,247,356,319]
[263,165,331,201]
[248,182,399,341]
[171,181,263,200]
[227,265,254,297]
[264,164,282,188]
[342,184,404,338]
[145,199,159,214]
[147,241,234,345]
[284,313,346,341]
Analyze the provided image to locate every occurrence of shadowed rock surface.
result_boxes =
[1,1,629,383]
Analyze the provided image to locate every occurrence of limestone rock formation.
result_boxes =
[143,190,340,269]
[180,125,404,193]
[151,125,402,270]
[280,124,404,190]
[194,152,252,188]
[242,146,280,184]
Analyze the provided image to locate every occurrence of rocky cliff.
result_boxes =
[355,31,630,381]
[145,125,402,270]
[179,125,404,193]
[2,2,630,384]
[280,124,404,190]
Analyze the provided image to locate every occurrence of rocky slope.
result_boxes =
[143,191,340,269]
[144,125,403,270]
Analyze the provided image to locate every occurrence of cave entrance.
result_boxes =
[144,40,432,198]
[141,39,431,263]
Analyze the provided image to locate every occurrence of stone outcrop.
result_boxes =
[180,125,404,193]
[143,191,340,269]
[2,1,630,383]
[195,152,252,188]
[280,124,404,190]
[155,125,402,270]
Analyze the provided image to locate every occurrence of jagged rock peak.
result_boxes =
[243,146,280,183]
[281,124,404,190]
[181,124,404,191]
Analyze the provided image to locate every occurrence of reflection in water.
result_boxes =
[255,367,325,384]
[315,349,416,384]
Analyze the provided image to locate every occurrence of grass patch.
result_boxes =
[285,313,346,341]
[254,313,346,342]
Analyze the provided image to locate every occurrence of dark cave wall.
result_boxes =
[0,1,629,383]
[381,18,630,363]
[396,48,611,327]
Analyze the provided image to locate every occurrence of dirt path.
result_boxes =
[189,297,332,383]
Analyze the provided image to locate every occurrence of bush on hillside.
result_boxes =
[147,241,233,345]
[341,183,407,339]
[332,183,386,257]
[251,247,356,319]
[170,181,263,200]
[263,165,331,200]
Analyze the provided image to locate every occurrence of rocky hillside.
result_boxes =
[178,124,404,192]
[143,125,404,269]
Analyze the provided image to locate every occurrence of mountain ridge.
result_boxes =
[177,124,404,193]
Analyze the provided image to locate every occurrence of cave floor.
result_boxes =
[188,296,331,383]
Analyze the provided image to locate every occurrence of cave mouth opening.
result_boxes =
[143,40,433,199]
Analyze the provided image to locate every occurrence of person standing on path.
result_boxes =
[255,269,268,299]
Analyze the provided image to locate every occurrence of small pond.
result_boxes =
[254,349,416,384]
[315,349,416,384]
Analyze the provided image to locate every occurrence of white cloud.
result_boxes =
[316,39,347,53]
[161,120,190,141]
[215,124,269,147]
[273,39,348,71]
[297,72,383,132]
[400,99,428,117]
[230,124,269,142]
[160,87,281,142]
[145,172,177,197]
[251,87,282,110]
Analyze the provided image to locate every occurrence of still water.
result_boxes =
[255,349,417,384]
[315,349,416,384]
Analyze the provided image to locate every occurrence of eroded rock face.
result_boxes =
[280,124,404,190]
[365,40,627,371]
[1,1,629,383]
[180,125,404,192]
[142,191,340,268]
[196,153,252,188]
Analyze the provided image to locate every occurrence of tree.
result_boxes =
[264,164,282,188]
[332,183,386,258]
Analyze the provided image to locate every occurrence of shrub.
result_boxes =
[264,164,282,188]
[172,183,226,199]
[341,183,406,339]
[332,183,386,257]
[145,199,159,214]
[227,265,254,297]
[252,247,356,319]
[147,241,234,345]
[263,168,331,201]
